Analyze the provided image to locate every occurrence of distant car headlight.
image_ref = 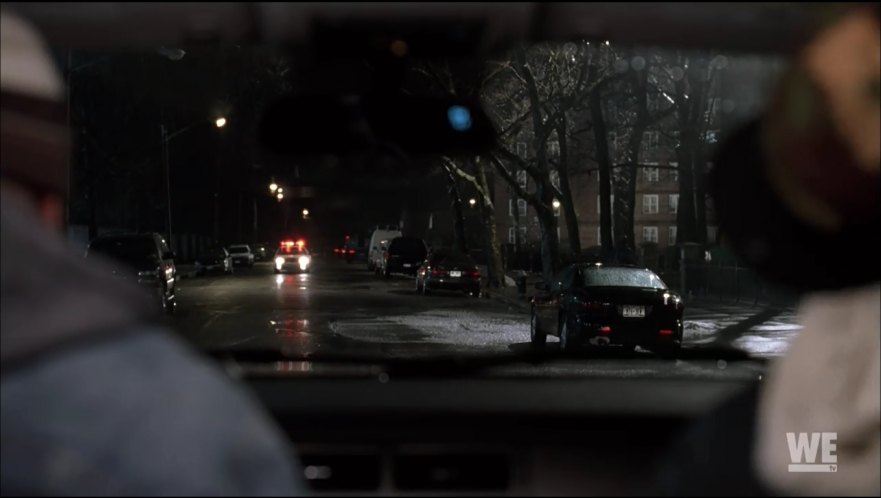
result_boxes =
[275,256,285,268]
[298,255,311,269]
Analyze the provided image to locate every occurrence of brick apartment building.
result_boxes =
[492,130,718,258]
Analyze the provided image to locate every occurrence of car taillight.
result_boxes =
[333,248,340,254]
[659,329,674,336]
[579,301,610,315]
[431,268,446,277]
[348,249,355,254]
[469,270,481,278]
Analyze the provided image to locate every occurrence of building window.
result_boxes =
[669,164,679,183]
[642,194,659,214]
[553,201,561,217]
[643,226,658,243]
[707,226,718,243]
[645,167,659,183]
[508,226,528,244]
[509,199,528,217]
[668,226,677,246]
[547,141,560,158]
[516,170,527,189]
[643,131,660,149]
[516,142,527,159]
[669,194,679,214]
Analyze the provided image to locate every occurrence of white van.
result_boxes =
[367,225,402,272]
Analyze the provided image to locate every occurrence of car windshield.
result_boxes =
[581,267,667,290]
[88,237,156,266]
[51,7,808,375]
[277,246,306,255]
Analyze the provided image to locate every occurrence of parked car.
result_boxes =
[194,246,233,276]
[367,225,402,272]
[274,240,311,274]
[86,233,177,314]
[379,236,428,278]
[415,250,481,296]
[252,243,269,262]
[227,244,255,267]
[530,263,683,354]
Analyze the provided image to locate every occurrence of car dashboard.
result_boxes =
[236,370,760,496]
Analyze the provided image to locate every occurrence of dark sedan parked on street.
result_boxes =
[194,246,233,276]
[86,233,177,314]
[416,251,481,296]
[530,264,683,354]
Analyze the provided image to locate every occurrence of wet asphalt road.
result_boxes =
[168,256,800,378]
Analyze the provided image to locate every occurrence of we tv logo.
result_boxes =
[787,432,838,473]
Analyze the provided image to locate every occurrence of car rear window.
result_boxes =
[431,253,476,266]
[88,237,156,265]
[389,238,426,255]
[581,267,667,289]
[228,246,249,253]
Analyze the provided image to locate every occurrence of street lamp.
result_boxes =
[277,192,284,201]
[269,182,278,193]
[468,198,477,207]
[162,116,228,245]
[302,208,310,217]
[552,199,561,209]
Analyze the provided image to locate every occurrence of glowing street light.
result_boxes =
[552,199,561,209]
[277,192,284,201]
[215,117,227,128]
[269,182,278,193]
[302,208,310,217]
[468,198,477,207]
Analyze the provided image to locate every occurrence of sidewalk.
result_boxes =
[485,271,544,313]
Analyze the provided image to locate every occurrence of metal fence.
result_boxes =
[659,262,797,307]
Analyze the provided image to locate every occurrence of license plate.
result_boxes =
[403,263,412,268]
[449,271,462,277]
[621,305,645,318]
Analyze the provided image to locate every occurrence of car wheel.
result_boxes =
[530,308,546,348]
[559,315,576,353]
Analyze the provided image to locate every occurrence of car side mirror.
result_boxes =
[163,251,175,260]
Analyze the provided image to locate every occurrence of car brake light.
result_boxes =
[333,248,340,254]
[659,329,674,336]
[599,326,612,335]
[348,249,355,254]
[469,270,481,278]
[431,268,446,277]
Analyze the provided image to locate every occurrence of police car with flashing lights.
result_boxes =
[274,240,311,274]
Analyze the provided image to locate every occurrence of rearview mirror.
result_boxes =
[259,93,496,157]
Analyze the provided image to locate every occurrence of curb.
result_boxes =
[486,291,532,313]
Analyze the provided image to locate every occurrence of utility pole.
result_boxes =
[161,122,173,248]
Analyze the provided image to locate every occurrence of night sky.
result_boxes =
[66,44,454,251]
